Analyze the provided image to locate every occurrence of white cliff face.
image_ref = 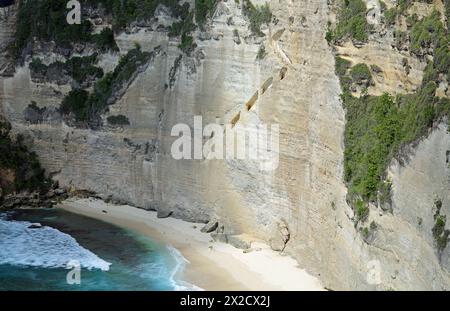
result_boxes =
[390,126,450,239]
[0,5,15,76]
[388,125,450,286]
[1,0,450,290]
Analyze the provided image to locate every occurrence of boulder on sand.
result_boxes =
[157,209,173,219]
[201,218,219,233]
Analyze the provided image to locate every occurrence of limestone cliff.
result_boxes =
[1,0,449,290]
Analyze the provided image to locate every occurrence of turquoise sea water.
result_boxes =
[0,208,195,291]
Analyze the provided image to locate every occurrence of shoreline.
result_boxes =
[59,198,323,291]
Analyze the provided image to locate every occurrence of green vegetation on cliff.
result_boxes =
[60,89,90,122]
[169,12,196,53]
[432,199,450,252]
[335,56,351,77]
[64,55,105,84]
[342,92,398,204]
[335,7,450,214]
[383,0,450,27]
[242,0,272,36]
[409,11,450,82]
[60,46,152,124]
[339,69,449,211]
[96,0,213,52]
[107,115,130,126]
[30,54,104,85]
[383,0,413,24]
[433,215,449,252]
[410,10,446,56]
[350,63,373,86]
[0,117,50,194]
[195,0,217,27]
[102,0,198,52]
[11,0,117,62]
[91,28,119,52]
[92,0,191,31]
[329,0,370,43]
[355,199,370,222]
[11,0,204,62]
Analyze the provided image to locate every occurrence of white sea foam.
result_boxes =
[166,246,203,291]
[0,218,111,271]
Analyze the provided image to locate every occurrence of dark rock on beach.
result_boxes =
[201,219,219,233]
[157,209,173,219]
[28,223,43,229]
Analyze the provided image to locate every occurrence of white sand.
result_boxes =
[59,198,323,291]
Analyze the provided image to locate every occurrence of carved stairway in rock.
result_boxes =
[227,27,292,129]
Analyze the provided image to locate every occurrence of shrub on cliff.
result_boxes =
[350,63,373,86]
[102,0,193,32]
[107,115,130,126]
[169,11,195,36]
[60,89,90,122]
[11,0,93,62]
[167,6,196,53]
[411,12,450,86]
[355,200,370,223]
[410,10,446,57]
[65,55,105,85]
[179,31,196,53]
[74,49,136,121]
[382,0,414,25]
[256,44,267,60]
[242,0,272,36]
[29,58,48,76]
[344,93,400,203]
[335,56,351,78]
[432,45,450,82]
[92,28,119,52]
[11,0,118,63]
[31,54,104,86]
[0,117,50,194]
[96,44,151,96]
[332,0,370,43]
[433,214,450,252]
[195,0,217,27]
[384,7,397,25]
[59,46,153,125]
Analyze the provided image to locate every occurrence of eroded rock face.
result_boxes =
[1,1,450,290]
[0,2,15,77]
[387,125,450,288]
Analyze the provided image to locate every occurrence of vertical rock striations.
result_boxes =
[0,0,449,290]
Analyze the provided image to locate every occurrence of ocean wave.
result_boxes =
[0,218,111,271]
[166,246,203,291]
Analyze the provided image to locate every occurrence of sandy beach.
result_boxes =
[59,198,323,291]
